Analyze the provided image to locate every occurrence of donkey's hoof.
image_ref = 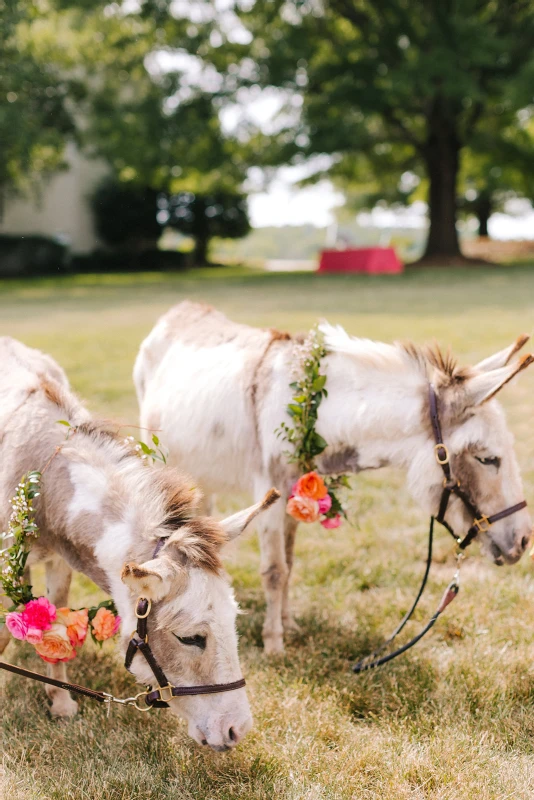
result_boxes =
[263,631,285,655]
[50,695,78,719]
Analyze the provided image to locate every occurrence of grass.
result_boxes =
[2,264,534,799]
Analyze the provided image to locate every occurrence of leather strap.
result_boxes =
[0,660,108,702]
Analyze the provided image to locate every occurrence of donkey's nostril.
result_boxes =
[228,727,237,743]
[521,535,530,552]
[201,739,208,746]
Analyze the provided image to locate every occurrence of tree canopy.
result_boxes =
[158,0,534,261]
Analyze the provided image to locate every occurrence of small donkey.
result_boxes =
[134,301,534,654]
[0,337,278,750]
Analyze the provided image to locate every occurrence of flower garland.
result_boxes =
[1,470,121,664]
[276,326,350,529]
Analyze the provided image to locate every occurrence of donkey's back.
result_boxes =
[134,301,292,494]
[0,337,69,428]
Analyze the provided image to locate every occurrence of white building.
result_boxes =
[0,143,109,254]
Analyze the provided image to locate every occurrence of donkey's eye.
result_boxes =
[475,456,501,468]
[173,633,206,650]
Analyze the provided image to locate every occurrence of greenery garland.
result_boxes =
[276,326,349,525]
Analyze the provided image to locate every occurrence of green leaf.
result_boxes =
[288,404,303,417]
[312,375,326,393]
[151,434,160,446]
[139,441,153,455]
[56,420,72,427]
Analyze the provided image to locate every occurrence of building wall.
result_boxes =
[0,144,109,254]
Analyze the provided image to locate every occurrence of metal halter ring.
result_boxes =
[434,443,450,465]
[135,597,152,619]
[132,691,153,712]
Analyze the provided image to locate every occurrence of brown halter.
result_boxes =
[353,383,528,672]
[428,383,527,550]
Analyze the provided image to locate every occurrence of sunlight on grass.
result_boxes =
[2,266,534,799]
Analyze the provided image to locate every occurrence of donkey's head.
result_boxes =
[408,336,533,565]
[121,489,279,751]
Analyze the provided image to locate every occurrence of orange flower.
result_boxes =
[286,495,320,523]
[33,623,76,664]
[56,608,89,648]
[294,471,328,501]
[91,607,120,642]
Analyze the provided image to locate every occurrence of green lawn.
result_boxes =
[2,265,534,799]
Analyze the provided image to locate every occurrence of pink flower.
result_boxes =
[5,612,28,640]
[318,494,332,514]
[112,615,121,636]
[320,514,342,529]
[26,627,44,644]
[22,597,56,632]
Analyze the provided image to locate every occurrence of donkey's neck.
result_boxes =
[315,347,429,475]
[48,438,166,627]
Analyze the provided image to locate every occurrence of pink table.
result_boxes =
[318,247,403,274]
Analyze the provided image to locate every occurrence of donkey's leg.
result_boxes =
[281,515,300,633]
[45,555,78,718]
[256,483,289,654]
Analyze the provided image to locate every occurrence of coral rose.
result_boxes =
[286,495,320,523]
[33,623,76,663]
[5,612,28,640]
[320,514,342,529]
[22,597,56,631]
[92,607,121,642]
[56,608,89,648]
[318,494,332,514]
[294,472,328,501]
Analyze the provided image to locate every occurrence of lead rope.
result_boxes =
[352,518,462,672]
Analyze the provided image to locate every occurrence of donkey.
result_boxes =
[134,301,534,654]
[0,337,279,750]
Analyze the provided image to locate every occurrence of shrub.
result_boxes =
[0,234,69,277]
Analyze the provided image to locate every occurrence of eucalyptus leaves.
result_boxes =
[0,470,41,607]
[276,327,349,527]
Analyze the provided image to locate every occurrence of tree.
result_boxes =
[0,1,76,204]
[162,190,250,265]
[91,180,161,251]
[458,125,534,236]
[161,0,534,263]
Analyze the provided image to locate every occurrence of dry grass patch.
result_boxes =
[2,266,534,799]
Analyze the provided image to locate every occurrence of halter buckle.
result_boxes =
[154,684,174,703]
[473,514,491,533]
[434,443,450,466]
[131,630,148,644]
[135,597,152,619]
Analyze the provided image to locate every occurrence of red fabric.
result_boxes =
[318,247,403,274]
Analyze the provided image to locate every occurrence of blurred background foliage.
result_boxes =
[1,0,534,270]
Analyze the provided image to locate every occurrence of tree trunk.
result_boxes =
[420,102,462,262]
[193,235,209,266]
[476,195,492,237]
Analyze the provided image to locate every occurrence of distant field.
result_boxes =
[2,265,534,799]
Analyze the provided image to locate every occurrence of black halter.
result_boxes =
[124,538,246,709]
[428,383,527,549]
[353,383,528,673]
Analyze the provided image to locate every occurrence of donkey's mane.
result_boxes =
[41,377,225,573]
[319,323,474,382]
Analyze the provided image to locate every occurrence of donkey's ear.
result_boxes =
[466,354,534,406]
[474,334,530,373]
[220,489,281,541]
[121,556,179,602]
